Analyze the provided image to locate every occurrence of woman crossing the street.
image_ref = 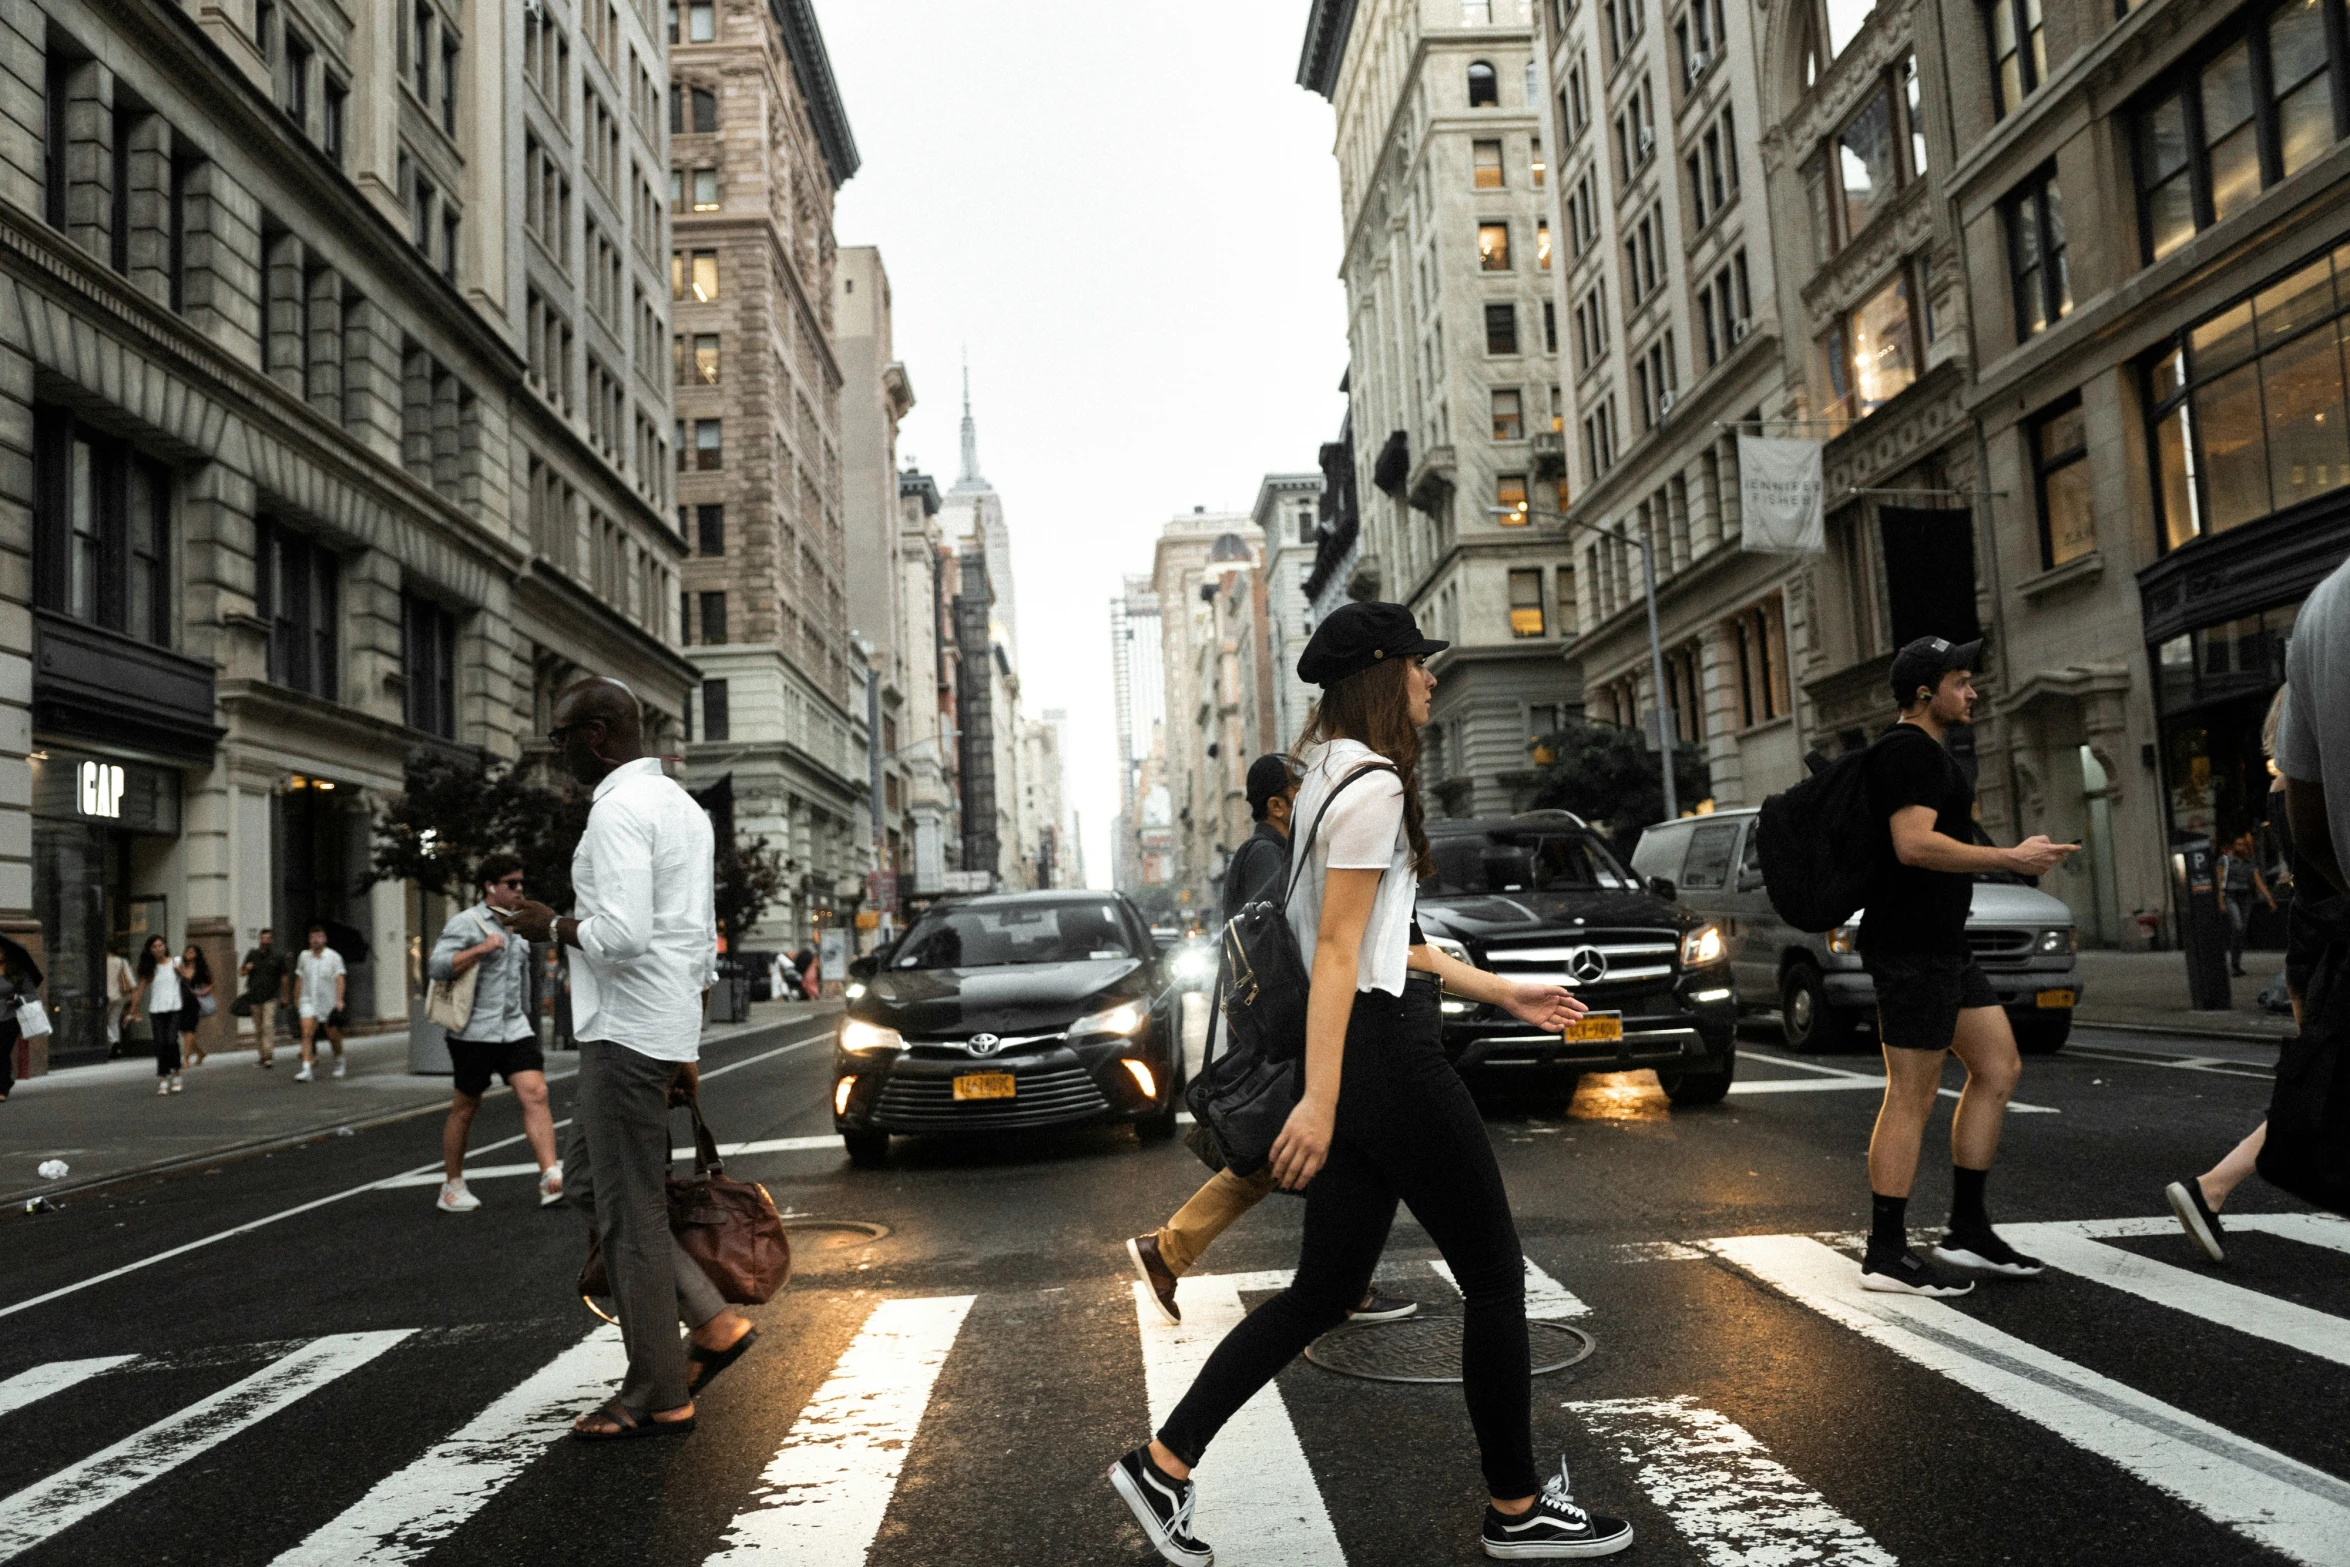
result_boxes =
[132,934,192,1096]
[1108,601,1635,1565]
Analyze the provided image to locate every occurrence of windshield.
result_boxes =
[1421,831,1637,896]
[892,902,1137,970]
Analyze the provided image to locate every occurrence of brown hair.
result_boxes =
[1295,656,1434,877]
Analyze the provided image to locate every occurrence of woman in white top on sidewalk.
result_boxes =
[131,934,191,1095]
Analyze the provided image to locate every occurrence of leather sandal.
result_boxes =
[687,1326,759,1395]
[570,1399,695,1442]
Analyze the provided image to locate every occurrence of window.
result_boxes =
[687,332,719,383]
[1636,334,1678,428]
[1474,139,1504,188]
[1986,0,2047,118]
[696,503,724,555]
[1902,54,1927,176]
[402,594,457,738]
[1544,299,1559,351]
[1604,0,1645,60]
[1468,61,1499,108]
[413,2,432,100]
[1569,169,1599,254]
[2135,1,2345,265]
[697,590,728,644]
[2030,395,2094,568]
[1531,136,1546,188]
[690,168,718,210]
[254,517,338,699]
[2146,242,2350,550]
[1583,397,1619,477]
[694,418,722,469]
[1730,598,1791,727]
[1626,204,1663,303]
[1492,388,1525,440]
[441,34,458,133]
[1574,283,1609,370]
[285,30,311,125]
[688,0,714,42]
[442,208,459,281]
[33,408,174,648]
[1550,385,1566,433]
[1564,58,1589,138]
[323,77,345,164]
[1836,84,1899,240]
[1537,222,1552,270]
[2006,165,2072,340]
[1824,269,1919,425]
[1615,77,1656,177]
[702,678,730,742]
[1509,569,1547,636]
[1555,566,1578,635]
[1485,302,1520,354]
[1478,221,1511,270]
[684,85,717,132]
[1498,473,1530,523]
[672,248,717,300]
[412,174,435,250]
[1697,251,1751,368]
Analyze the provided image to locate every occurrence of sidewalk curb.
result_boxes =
[2074,1018,2291,1045]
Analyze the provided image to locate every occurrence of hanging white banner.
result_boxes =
[1737,434,1826,554]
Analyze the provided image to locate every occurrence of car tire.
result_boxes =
[2013,1012,2071,1055]
[842,1129,889,1168]
[1781,963,1859,1054]
[1657,1048,1737,1106]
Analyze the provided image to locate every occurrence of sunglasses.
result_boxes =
[494,877,525,889]
[547,719,601,744]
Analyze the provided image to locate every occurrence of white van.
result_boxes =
[1630,807,2083,1053]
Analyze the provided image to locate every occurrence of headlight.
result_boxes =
[844,981,868,1001]
[2038,927,2077,954]
[1172,945,1216,981]
[1071,1000,1147,1038]
[838,1019,903,1054]
[1826,923,1859,955]
[1680,924,1726,966]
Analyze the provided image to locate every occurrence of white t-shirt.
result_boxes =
[296,947,347,1019]
[147,960,182,1015]
[2281,554,2350,865]
[1285,739,1419,996]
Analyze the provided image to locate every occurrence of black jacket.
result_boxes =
[1221,821,1291,922]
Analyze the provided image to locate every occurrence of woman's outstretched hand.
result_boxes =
[1500,981,1588,1032]
[1268,1094,1336,1191]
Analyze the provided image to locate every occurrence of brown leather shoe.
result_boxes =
[1127,1234,1180,1324]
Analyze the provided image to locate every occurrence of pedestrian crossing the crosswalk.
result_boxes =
[4,1214,2348,1564]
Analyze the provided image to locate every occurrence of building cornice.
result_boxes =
[1297,0,1360,99]
[770,0,861,187]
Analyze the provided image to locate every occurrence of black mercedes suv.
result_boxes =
[1417,811,1738,1105]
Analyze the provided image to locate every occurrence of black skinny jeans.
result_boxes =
[151,1011,182,1076]
[1158,975,1538,1500]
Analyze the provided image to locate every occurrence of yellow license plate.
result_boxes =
[1563,1014,1624,1043]
[952,1072,1017,1101]
[2036,990,2076,1010]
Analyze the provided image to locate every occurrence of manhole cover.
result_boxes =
[780,1219,890,1249]
[1304,1318,1593,1383]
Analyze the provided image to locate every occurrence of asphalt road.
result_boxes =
[0,1011,2338,1567]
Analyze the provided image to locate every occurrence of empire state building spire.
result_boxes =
[958,357,983,486]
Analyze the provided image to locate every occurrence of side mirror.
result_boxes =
[1647,876,1677,901]
[1737,869,1766,892]
[847,954,878,983]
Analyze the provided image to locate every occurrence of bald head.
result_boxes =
[551,676,646,784]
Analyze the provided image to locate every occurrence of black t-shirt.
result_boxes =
[1857,723,1975,956]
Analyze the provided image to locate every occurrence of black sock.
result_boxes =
[1869,1192,1908,1257]
[1951,1165,1990,1235]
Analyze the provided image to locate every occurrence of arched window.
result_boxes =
[1797,0,1877,91]
[1468,60,1499,107]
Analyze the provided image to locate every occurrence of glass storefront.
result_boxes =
[28,749,183,1065]
[2153,605,2295,846]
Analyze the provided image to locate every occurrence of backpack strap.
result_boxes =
[1281,761,1402,909]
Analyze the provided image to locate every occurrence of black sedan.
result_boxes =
[831,891,1184,1166]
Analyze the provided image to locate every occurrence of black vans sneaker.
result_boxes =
[1348,1287,1420,1323]
[1932,1228,2046,1278]
[1110,1445,1212,1567]
[1482,1459,1633,1559]
[1859,1247,1975,1297]
[2164,1178,2227,1263]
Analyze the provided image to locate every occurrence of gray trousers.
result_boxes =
[565,1038,728,1414]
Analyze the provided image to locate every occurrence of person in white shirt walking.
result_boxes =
[130,934,190,1095]
[432,854,561,1213]
[511,677,755,1441]
[293,926,347,1081]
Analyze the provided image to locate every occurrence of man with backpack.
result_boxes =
[1853,636,2077,1296]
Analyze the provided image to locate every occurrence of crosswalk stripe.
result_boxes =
[704,1295,974,1566]
[1426,1257,1591,1318]
[1131,1278,1347,1565]
[0,1331,412,1562]
[0,1356,135,1420]
[1567,1395,1898,1567]
[385,1136,848,1189]
[2229,1211,2350,1253]
[2005,1222,2350,1370]
[1712,1234,2350,1567]
[268,1326,626,1566]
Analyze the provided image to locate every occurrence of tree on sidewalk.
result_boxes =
[1527,719,1711,857]
[369,751,591,906]
[714,834,791,950]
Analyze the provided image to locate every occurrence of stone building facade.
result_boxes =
[4,0,692,1071]
[1251,471,1325,750]
[1153,511,1265,910]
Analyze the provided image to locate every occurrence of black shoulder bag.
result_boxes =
[1183,762,1399,1179]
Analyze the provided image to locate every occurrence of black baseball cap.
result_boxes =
[1889,635,1983,704]
[1296,601,1449,688]
[1245,754,1297,813]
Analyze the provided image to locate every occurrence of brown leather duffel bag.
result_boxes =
[579,1094,791,1309]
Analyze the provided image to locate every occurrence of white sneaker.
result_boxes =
[437,1179,481,1213]
[294,1062,314,1082]
[331,1055,347,1079]
[155,1078,171,1096]
[538,1168,565,1207]
[169,1073,184,1094]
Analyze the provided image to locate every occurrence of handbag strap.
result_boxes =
[680,1090,725,1176]
[1280,761,1401,909]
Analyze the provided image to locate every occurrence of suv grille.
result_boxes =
[1484,931,1679,986]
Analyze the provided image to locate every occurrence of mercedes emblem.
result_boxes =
[967,1032,1002,1057]
[1566,947,1607,985]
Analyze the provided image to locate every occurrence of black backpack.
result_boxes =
[1753,731,1901,933]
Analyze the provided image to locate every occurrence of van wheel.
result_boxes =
[2013,1013,2071,1055]
[842,1130,889,1168]
[1657,1049,1736,1106]
[1781,963,1857,1053]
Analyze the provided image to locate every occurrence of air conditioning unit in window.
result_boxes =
[1729,317,1750,344]
[1657,389,1678,417]
[1688,50,1710,79]
[1637,126,1655,158]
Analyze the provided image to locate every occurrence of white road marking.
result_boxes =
[0,1331,412,1560]
[269,1326,626,1566]
[1732,1052,2060,1111]
[1712,1234,2350,1567]
[1426,1257,1591,1318]
[386,1132,847,1189]
[0,1357,135,1419]
[1131,1278,1347,1565]
[704,1295,974,1566]
[2004,1223,2350,1370]
[1568,1395,1898,1567]
[1610,1240,1708,1263]
[2230,1212,2350,1253]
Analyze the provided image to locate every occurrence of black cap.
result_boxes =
[1296,601,1450,688]
[1889,635,1984,705]
[1245,754,1297,813]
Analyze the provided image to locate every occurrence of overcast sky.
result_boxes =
[823,2,1349,888]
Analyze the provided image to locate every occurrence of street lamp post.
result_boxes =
[1489,503,1677,822]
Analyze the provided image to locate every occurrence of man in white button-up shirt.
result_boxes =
[512,677,755,1441]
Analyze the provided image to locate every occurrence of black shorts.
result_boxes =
[449,1036,546,1097]
[1863,952,1999,1051]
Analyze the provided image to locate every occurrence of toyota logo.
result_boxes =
[1566,947,1607,985]
[966,1033,1002,1057]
